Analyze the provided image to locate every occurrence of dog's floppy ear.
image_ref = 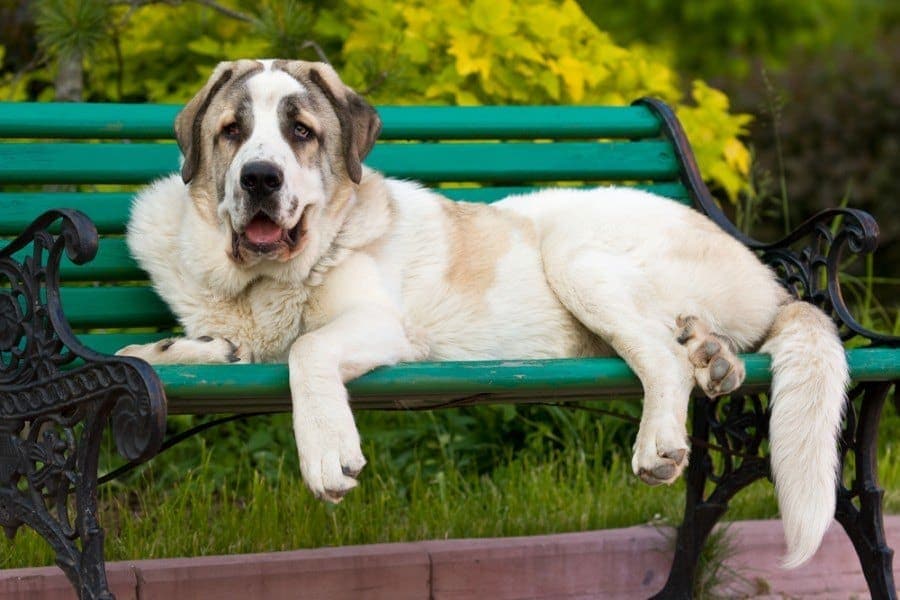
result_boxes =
[174,61,236,184]
[307,64,382,184]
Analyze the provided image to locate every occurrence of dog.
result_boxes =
[117,59,848,568]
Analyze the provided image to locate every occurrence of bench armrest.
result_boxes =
[0,209,168,599]
[637,98,899,347]
[0,209,167,461]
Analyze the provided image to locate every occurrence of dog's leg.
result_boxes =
[675,315,745,398]
[543,243,694,485]
[288,306,418,503]
[116,336,248,364]
[289,252,421,503]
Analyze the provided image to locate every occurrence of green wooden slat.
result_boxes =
[78,332,172,355]
[376,106,662,139]
[72,332,899,413]
[7,188,697,282]
[386,140,678,183]
[0,143,180,184]
[440,182,690,203]
[61,286,175,329]
[0,102,661,140]
[66,347,888,414]
[0,192,134,235]
[0,140,678,185]
[0,181,690,236]
[10,237,145,281]
[628,183,691,202]
[0,103,180,139]
[58,238,143,280]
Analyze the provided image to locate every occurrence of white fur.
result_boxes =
[762,303,848,567]
[118,67,849,566]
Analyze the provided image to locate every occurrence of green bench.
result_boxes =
[1,99,897,600]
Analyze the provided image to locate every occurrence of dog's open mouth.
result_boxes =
[233,206,310,258]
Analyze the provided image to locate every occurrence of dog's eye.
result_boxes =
[293,123,311,141]
[222,122,241,140]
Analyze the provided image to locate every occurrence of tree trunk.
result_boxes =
[55,49,83,101]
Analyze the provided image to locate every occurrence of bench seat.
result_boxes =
[71,333,900,413]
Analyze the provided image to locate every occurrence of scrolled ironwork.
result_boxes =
[635,97,899,347]
[0,209,167,599]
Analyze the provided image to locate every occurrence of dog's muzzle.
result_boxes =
[229,161,310,261]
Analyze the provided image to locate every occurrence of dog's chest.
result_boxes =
[235,278,308,361]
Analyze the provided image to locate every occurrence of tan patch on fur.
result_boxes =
[508,211,538,246]
[441,200,515,298]
[178,60,263,226]
[764,301,807,341]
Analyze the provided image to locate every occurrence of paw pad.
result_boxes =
[676,316,745,398]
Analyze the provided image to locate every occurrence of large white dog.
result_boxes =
[119,59,848,567]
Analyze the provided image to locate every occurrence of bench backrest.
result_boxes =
[0,102,689,335]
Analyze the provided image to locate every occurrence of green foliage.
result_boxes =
[334,0,751,199]
[33,0,113,57]
[732,33,900,305]
[577,0,900,79]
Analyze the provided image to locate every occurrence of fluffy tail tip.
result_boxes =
[778,495,835,569]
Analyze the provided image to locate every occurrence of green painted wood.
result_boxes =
[0,193,134,235]
[0,140,678,185]
[0,143,180,184]
[0,103,181,139]
[0,103,661,140]
[5,187,695,284]
[377,106,662,139]
[0,182,691,237]
[61,286,175,329]
[54,347,889,414]
[27,238,143,281]
[73,331,900,412]
[440,182,690,204]
[78,332,173,355]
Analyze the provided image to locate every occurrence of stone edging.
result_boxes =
[2,518,896,599]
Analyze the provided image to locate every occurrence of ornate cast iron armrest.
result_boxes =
[636,97,899,347]
[0,209,167,598]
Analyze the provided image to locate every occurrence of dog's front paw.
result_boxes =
[293,401,367,503]
[632,416,689,486]
[676,316,745,398]
[116,336,248,364]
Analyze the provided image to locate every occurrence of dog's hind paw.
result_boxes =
[676,315,745,398]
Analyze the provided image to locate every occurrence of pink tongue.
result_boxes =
[244,215,283,245]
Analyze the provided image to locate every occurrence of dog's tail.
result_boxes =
[760,300,849,568]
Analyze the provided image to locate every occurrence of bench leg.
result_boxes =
[1,396,115,599]
[651,394,770,599]
[836,381,897,600]
[0,357,167,600]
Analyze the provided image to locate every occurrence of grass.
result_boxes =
[4,398,898,570]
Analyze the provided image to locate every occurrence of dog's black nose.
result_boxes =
[240,161,283,196]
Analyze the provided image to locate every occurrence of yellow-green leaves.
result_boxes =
[336,0,752,200]
[677,82,753,201]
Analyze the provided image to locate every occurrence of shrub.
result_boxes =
[732,33,900,285]
[335,0,751,199]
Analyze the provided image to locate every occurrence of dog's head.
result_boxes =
[175,59,381,265]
